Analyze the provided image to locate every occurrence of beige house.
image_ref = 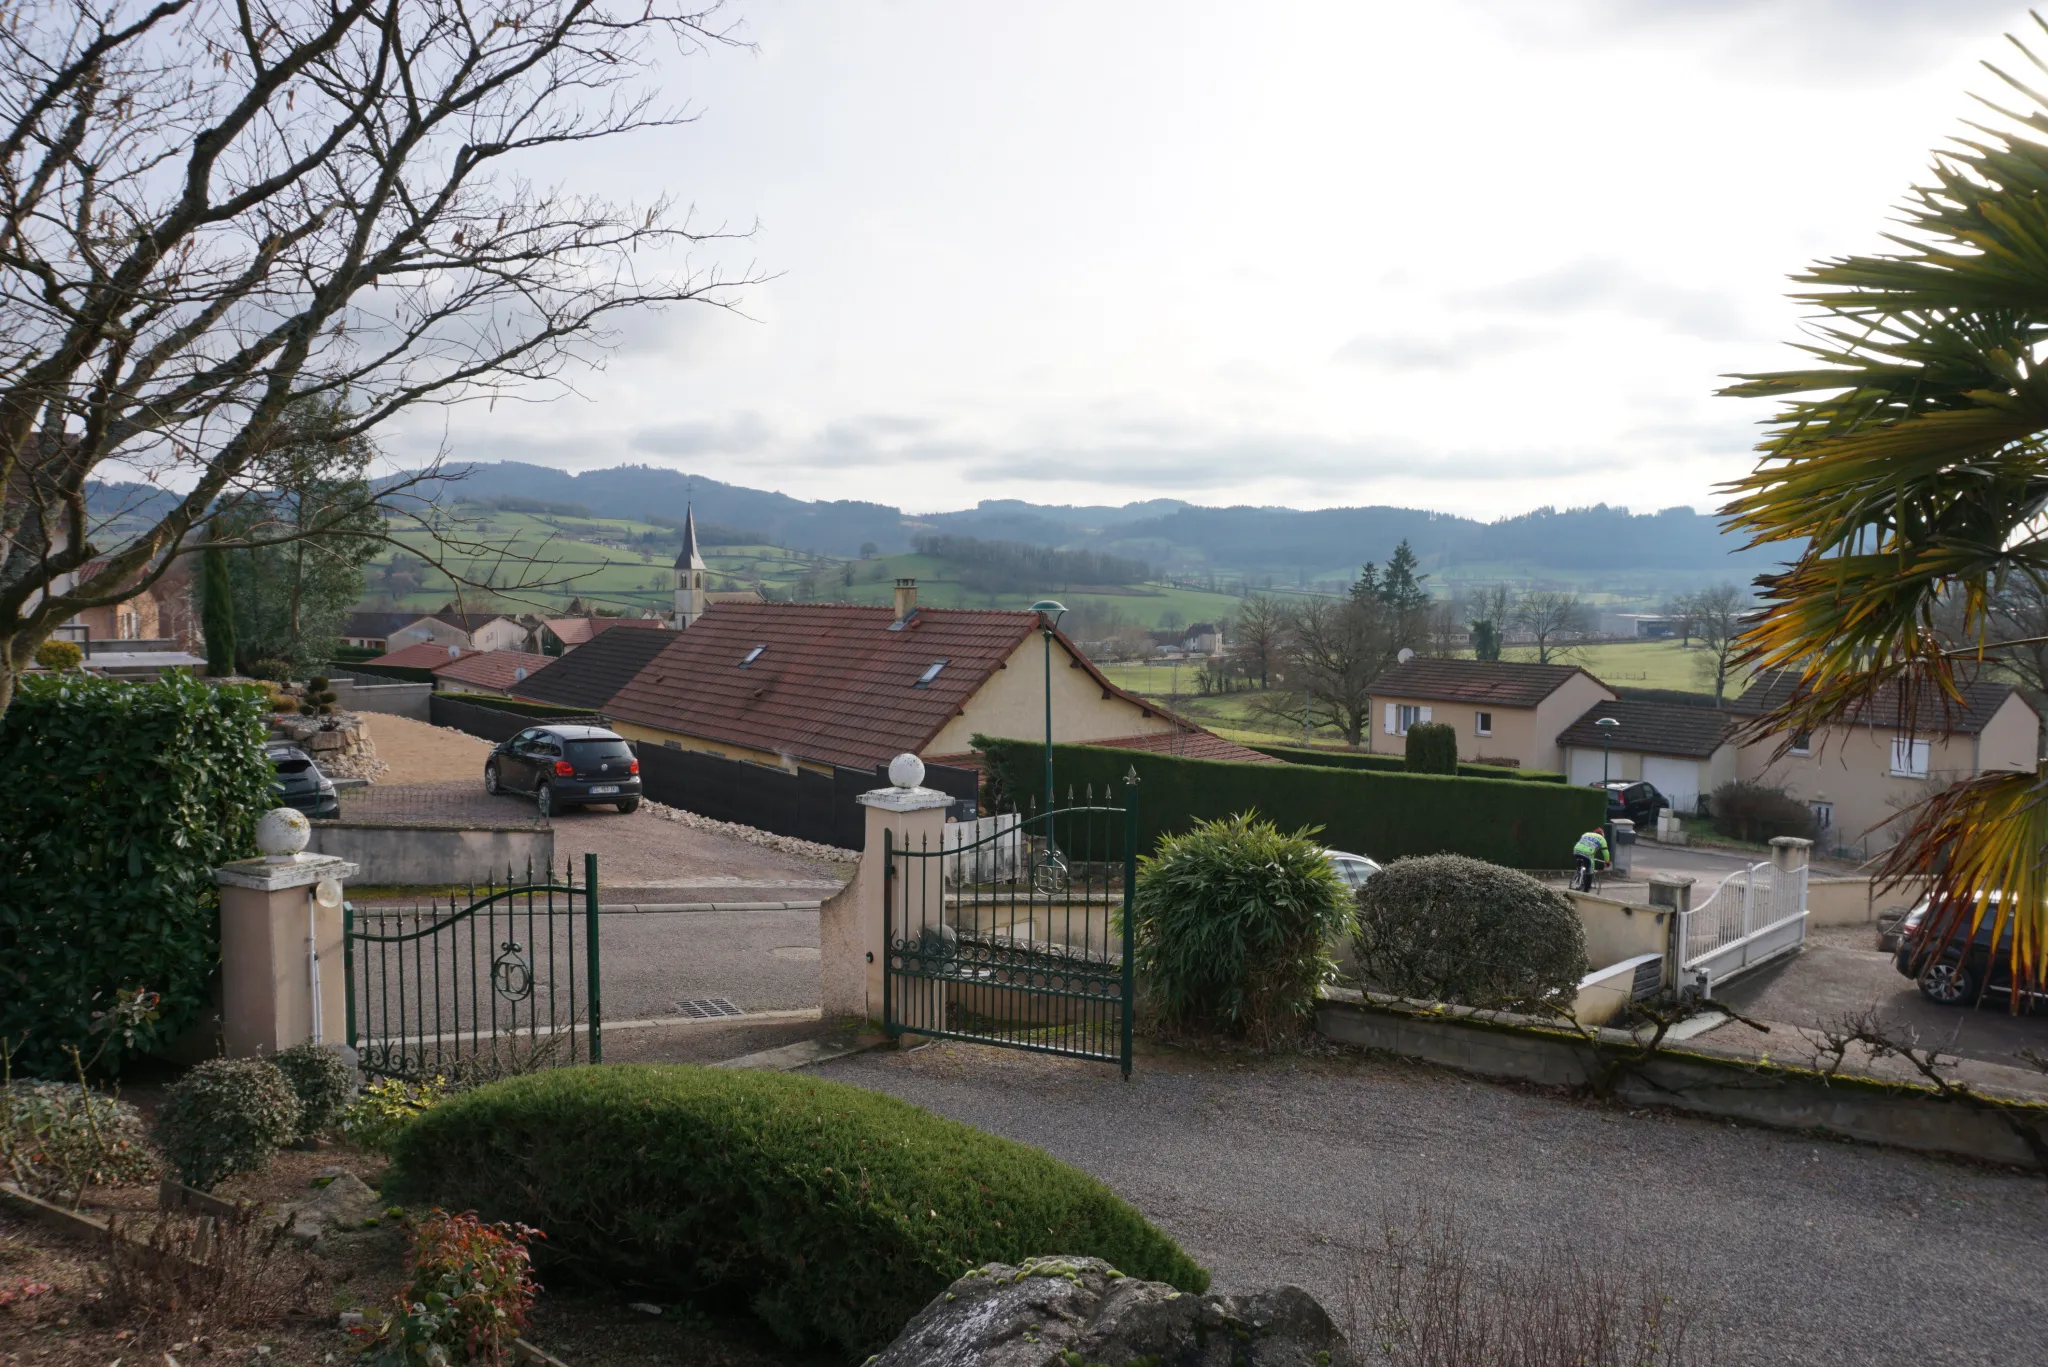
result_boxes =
[1368,658,1616,772]
[1557,698,1738,813]
[1731,672,2040,854]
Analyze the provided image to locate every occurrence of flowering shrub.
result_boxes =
[355,1210,541,1365]
[340,1076,449,1154]
[0,1080,156,1202]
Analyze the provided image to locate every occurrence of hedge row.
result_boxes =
[976,736,1603,869]
[337,661,437,684]
[1246,740,1566,783]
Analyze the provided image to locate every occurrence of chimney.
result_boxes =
[893,578,918,622]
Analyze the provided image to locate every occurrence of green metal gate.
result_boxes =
[344,854,601,1080]
[884,787,1137,1077]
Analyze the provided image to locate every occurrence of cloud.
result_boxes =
[1463,259,1751,342]
[1332,327,1534,371]
[631,411,773,456]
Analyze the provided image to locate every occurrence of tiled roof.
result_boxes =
[1085,731,1280,763]
[542,615,668,647]
[365,641,474,669]
[431,649,553,692]
[606,602,1169,771]
[1731,670,2018,736]
[341,610,423,640]
[513,627,678,711]
[1556,699,1734,759]
[429,609,520,632]
[593,616,670,634]
[1372,657,1609,708]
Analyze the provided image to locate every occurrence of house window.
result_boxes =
[739,645,766,668]
[1396,704,1423,734]
[914,659,948,688]
[1890,736,1930,778]
[1790,730,1813,756]
[1810,801,1834,831]
[1474,711,1493,737]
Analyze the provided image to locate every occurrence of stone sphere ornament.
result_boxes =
[888,752,926,789]
[255,806,312,862]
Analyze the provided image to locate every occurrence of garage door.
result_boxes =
[1642,755,1701,814]
[1567,747,1609,787]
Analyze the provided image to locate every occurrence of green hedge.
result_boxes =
[339,661,436,683]
[1246,740,1565,783]
[0,673,273,1075]
[383,1065,1206,1356]
[977,736,1603,869]
[434,691,598,719]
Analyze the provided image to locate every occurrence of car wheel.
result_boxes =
[615,798,640,814]
[535,783,554,818]
[1918,960,1977,1006]
[484,760,502,796]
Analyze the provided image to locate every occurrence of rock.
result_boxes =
[276,1171,384,1245]
[868,1256,1355,1367]
[628,1303,663,1316]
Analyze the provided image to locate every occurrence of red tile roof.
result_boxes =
[1732,670,2019,736]
[606,602,1174,771]
[543,615,671,648]
[1086,731,1280,763]
[432,649,554,692]
[365,641,475,670]
[1372,657,1611,709]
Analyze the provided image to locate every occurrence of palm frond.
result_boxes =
[1882,769,2048,995]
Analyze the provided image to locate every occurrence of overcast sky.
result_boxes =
[383,0,2040,518]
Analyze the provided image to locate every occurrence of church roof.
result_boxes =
[673,506,706,572]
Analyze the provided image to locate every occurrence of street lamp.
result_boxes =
[1030,601,1067,828]
[1595,716,1619,787]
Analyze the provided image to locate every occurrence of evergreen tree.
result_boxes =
[1470,618,1502,661]
[200,527,237,676]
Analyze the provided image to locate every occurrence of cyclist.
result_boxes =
[1571,827,1611,892]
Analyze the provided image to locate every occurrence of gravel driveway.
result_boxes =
[821,1042,2048,1367]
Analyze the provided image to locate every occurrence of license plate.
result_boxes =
[588,784,619,795]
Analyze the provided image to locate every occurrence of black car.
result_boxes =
[1597,780,1667,830]
[1892,897,2037,1006]
[484,724,642,816]
[268,741,340,819]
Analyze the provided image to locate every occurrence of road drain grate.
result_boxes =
[676,997,745,1020]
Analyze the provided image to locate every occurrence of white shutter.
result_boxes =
[1419,706,1433,723]
[1383,703,1397,735]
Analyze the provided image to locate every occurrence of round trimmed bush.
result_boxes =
[2,1081,157,1199]
[272,1042,357,1143]
[33,639,82,671]
[382,1065,1208,1356]
[1128,812,1354,1041]
[1353,854,1589,1008]
[151,1058,300,1190]
[244,658,293,682]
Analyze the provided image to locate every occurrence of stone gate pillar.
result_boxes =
[214,808,359,1058]
[820,755,953,1029]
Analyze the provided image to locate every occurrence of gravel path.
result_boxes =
[357,710,491,784]
[820,1042,2048,1367]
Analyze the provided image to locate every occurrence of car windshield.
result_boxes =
[273,757,314,774]
[566,739,631,762]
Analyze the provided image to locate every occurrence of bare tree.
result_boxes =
[1660,592,1701,646]
[1689,584,1749,704]
[1462,582,1515,660]
[1513,589,1587,665]
[0,0,757,713]
[1261,594,1399,748]
[1231,592,1286,688]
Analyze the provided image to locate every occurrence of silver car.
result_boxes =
[1327,849,1382,890]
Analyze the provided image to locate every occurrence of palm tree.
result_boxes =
[1720,18,2048,995]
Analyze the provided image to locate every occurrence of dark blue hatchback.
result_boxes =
[483,723,642,817]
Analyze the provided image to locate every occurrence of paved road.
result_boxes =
[821,1042,2048,1367]
[599,908,821,1019]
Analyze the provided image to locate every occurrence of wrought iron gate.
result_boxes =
[344,854,601,1079]
[884,787,1137,1077]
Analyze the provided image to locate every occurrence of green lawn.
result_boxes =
[1501,639,1738,696]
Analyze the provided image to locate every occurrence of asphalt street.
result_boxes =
[822,1041,2048,1367]
[599,907,821,1019]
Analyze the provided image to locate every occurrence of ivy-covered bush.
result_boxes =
[152,1059,300,1190]
[272,1042,358,1143]
[383,1066,1206,1357]
[1,1081,157,1202]
[1353,855,1589,1008]
[1127,813,1354,1042]
[1403,722,1458,774]
[0,672,273,1075]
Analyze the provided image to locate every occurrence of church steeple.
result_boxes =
[672,504,708,628]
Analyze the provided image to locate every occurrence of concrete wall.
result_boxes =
[1318,996,2043,1168]
[308,821,554,887]
[1805,875,1929,927]
[1570,889,1670,968]
[923,634,1180,757]
[330,675,433,722]
[1571,954,1659,1027]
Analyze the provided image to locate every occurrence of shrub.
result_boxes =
[382,1066,1207,1356]
[272,1042,357,1143]
[340,1076,451,1153]
[355,1211,540,1366]
[1353,855,1589,1008]
[975,737,1602,870]
[32,639,82,671]
[1,1080,157,1202]
[1404,722,1458,774]
[0,672,273,1075]
[1128,812,1354,1041]
[1708,781,1814,844]
[244,658,294,682]
[152,1059,300,1190]
[303,675,338,717]
[1244,741,1566,782]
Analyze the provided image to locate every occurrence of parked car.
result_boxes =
[1597,780,1667,830]
[1891,895,2037,1006]
[268,741,339,819]
[484,724,642,816]
[1326,849,1381,891]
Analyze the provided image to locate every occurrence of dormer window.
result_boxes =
[739,645,766,668]
[914,659,948,688]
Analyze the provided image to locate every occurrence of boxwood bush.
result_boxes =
[272,1042,358,1143]
[152,1058,301,1190]
[1353,854,1589,1009]
[382,1065,1207,1356]
[0,672,273,1075]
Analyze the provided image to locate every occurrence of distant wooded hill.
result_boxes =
[86,459,1783,583]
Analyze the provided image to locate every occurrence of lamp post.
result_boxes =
[1030,601,1067,830]
[1595,716,1619,787]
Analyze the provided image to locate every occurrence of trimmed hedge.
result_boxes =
[0,673,273,1075]
[1246,740,1566,783]
[1404,722,1458,774]
[338,661,437,683]
[383,1065,1206,1356]
[977,736,1604,869]
[1353,854,1589,1007]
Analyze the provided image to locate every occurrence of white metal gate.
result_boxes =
[1678,860,1808,994]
